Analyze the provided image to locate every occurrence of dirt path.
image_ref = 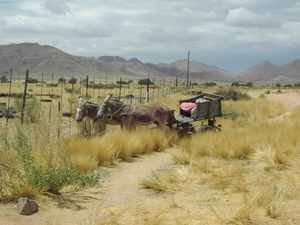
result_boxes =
[265,91,300,110]
[0,152,174,225]
[97,152,172,209]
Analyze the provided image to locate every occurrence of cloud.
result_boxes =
[0,0,299,74]
[226,7,280,28]
[42,0,73,15]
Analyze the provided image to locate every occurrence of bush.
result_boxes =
[27,77,38,83]
[47,83,58,87]
[214,89,251,101]
[68,78,77,84]
[259,94,266,98]
[65,87,80,94]
[0,128,100,201]
[14,97,40,123]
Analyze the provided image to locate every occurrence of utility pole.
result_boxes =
[186,49,190,88]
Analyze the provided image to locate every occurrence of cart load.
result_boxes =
[172,92,224,134]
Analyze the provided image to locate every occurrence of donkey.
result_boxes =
[97,94,170,131]
[76,97,120,134]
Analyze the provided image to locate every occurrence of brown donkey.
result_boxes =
[97,94,171,131]
[76,97,120,134]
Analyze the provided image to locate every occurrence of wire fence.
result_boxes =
[0,70,195,138]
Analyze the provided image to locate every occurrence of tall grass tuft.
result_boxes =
[141,165,195,192]
[222,97,286,123]
[1,120,100,201]
[229,194,258,223]
[140,170,168,192]
[173,127,257,160]
[169,147,194,165]
[256,175,298,219]
[253,143,296,170]
[207,164,247,191]
[67,128,176,168]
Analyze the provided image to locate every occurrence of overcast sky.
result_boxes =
[1,0,300,74]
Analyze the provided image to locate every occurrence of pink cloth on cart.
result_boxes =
[180,102,197,113]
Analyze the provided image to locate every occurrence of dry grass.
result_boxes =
[2,86,300,224]
[137,90,300,224]
[66,128,177,169]
[227,194,258,224]
[169,147,195,165]
[140,166,195,192]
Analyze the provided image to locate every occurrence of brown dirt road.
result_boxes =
[1,90,300,225]
[264,90,300,110]
[1,152,174,225]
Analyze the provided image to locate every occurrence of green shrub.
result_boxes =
[65,87,80,94]
[0,128,100,201]
[14,97,40,123]
[259,94,266,98]
[47,83,58,87]
[214,89,251,101]
[222,107,245,121]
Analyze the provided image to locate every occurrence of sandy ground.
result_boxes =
[1,152,175,225]
[1,90,300,225]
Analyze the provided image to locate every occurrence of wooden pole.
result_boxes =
[4,69,13,151]
[40,72,43,107]
[79,77,82,96]
[93,77,95,101]
[186,49,190,88]
[69,77,74,135]
[162,79,165,97]
[21,70,29,124]
[6,69,13,126]
[119,77,122,101]
[139,79,142,105]
[49,73,54,121]
[86,76,89,99]
[152,78,155,100]
[60,76,63,112]
[98,77,101,103]
[146,75,149,102]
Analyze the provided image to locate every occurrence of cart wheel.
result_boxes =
[196,125,217,133]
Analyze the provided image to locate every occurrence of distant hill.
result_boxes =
[0,43,127,80]
[1,43,299,84]
[99,56,235,82]
[234,60,300,84]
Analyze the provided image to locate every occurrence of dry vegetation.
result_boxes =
[1,82,300,224]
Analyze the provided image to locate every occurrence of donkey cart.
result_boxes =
[169,92,224,135]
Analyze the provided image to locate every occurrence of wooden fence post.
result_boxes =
[86,76,89,99]
[21,70,29,124]
[6,69,13,127]
[119,77,122,100]
[146,75,149,102]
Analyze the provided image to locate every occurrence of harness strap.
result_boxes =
[119,105,135,119]
[120,112,134,116]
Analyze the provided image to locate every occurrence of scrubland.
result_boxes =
[1,86,300,224]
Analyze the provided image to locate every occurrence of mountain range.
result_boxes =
[1,43,299,84]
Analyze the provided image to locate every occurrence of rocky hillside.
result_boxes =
[1,43,299,84]
[0,43,127,80]
[234,60,300,84]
